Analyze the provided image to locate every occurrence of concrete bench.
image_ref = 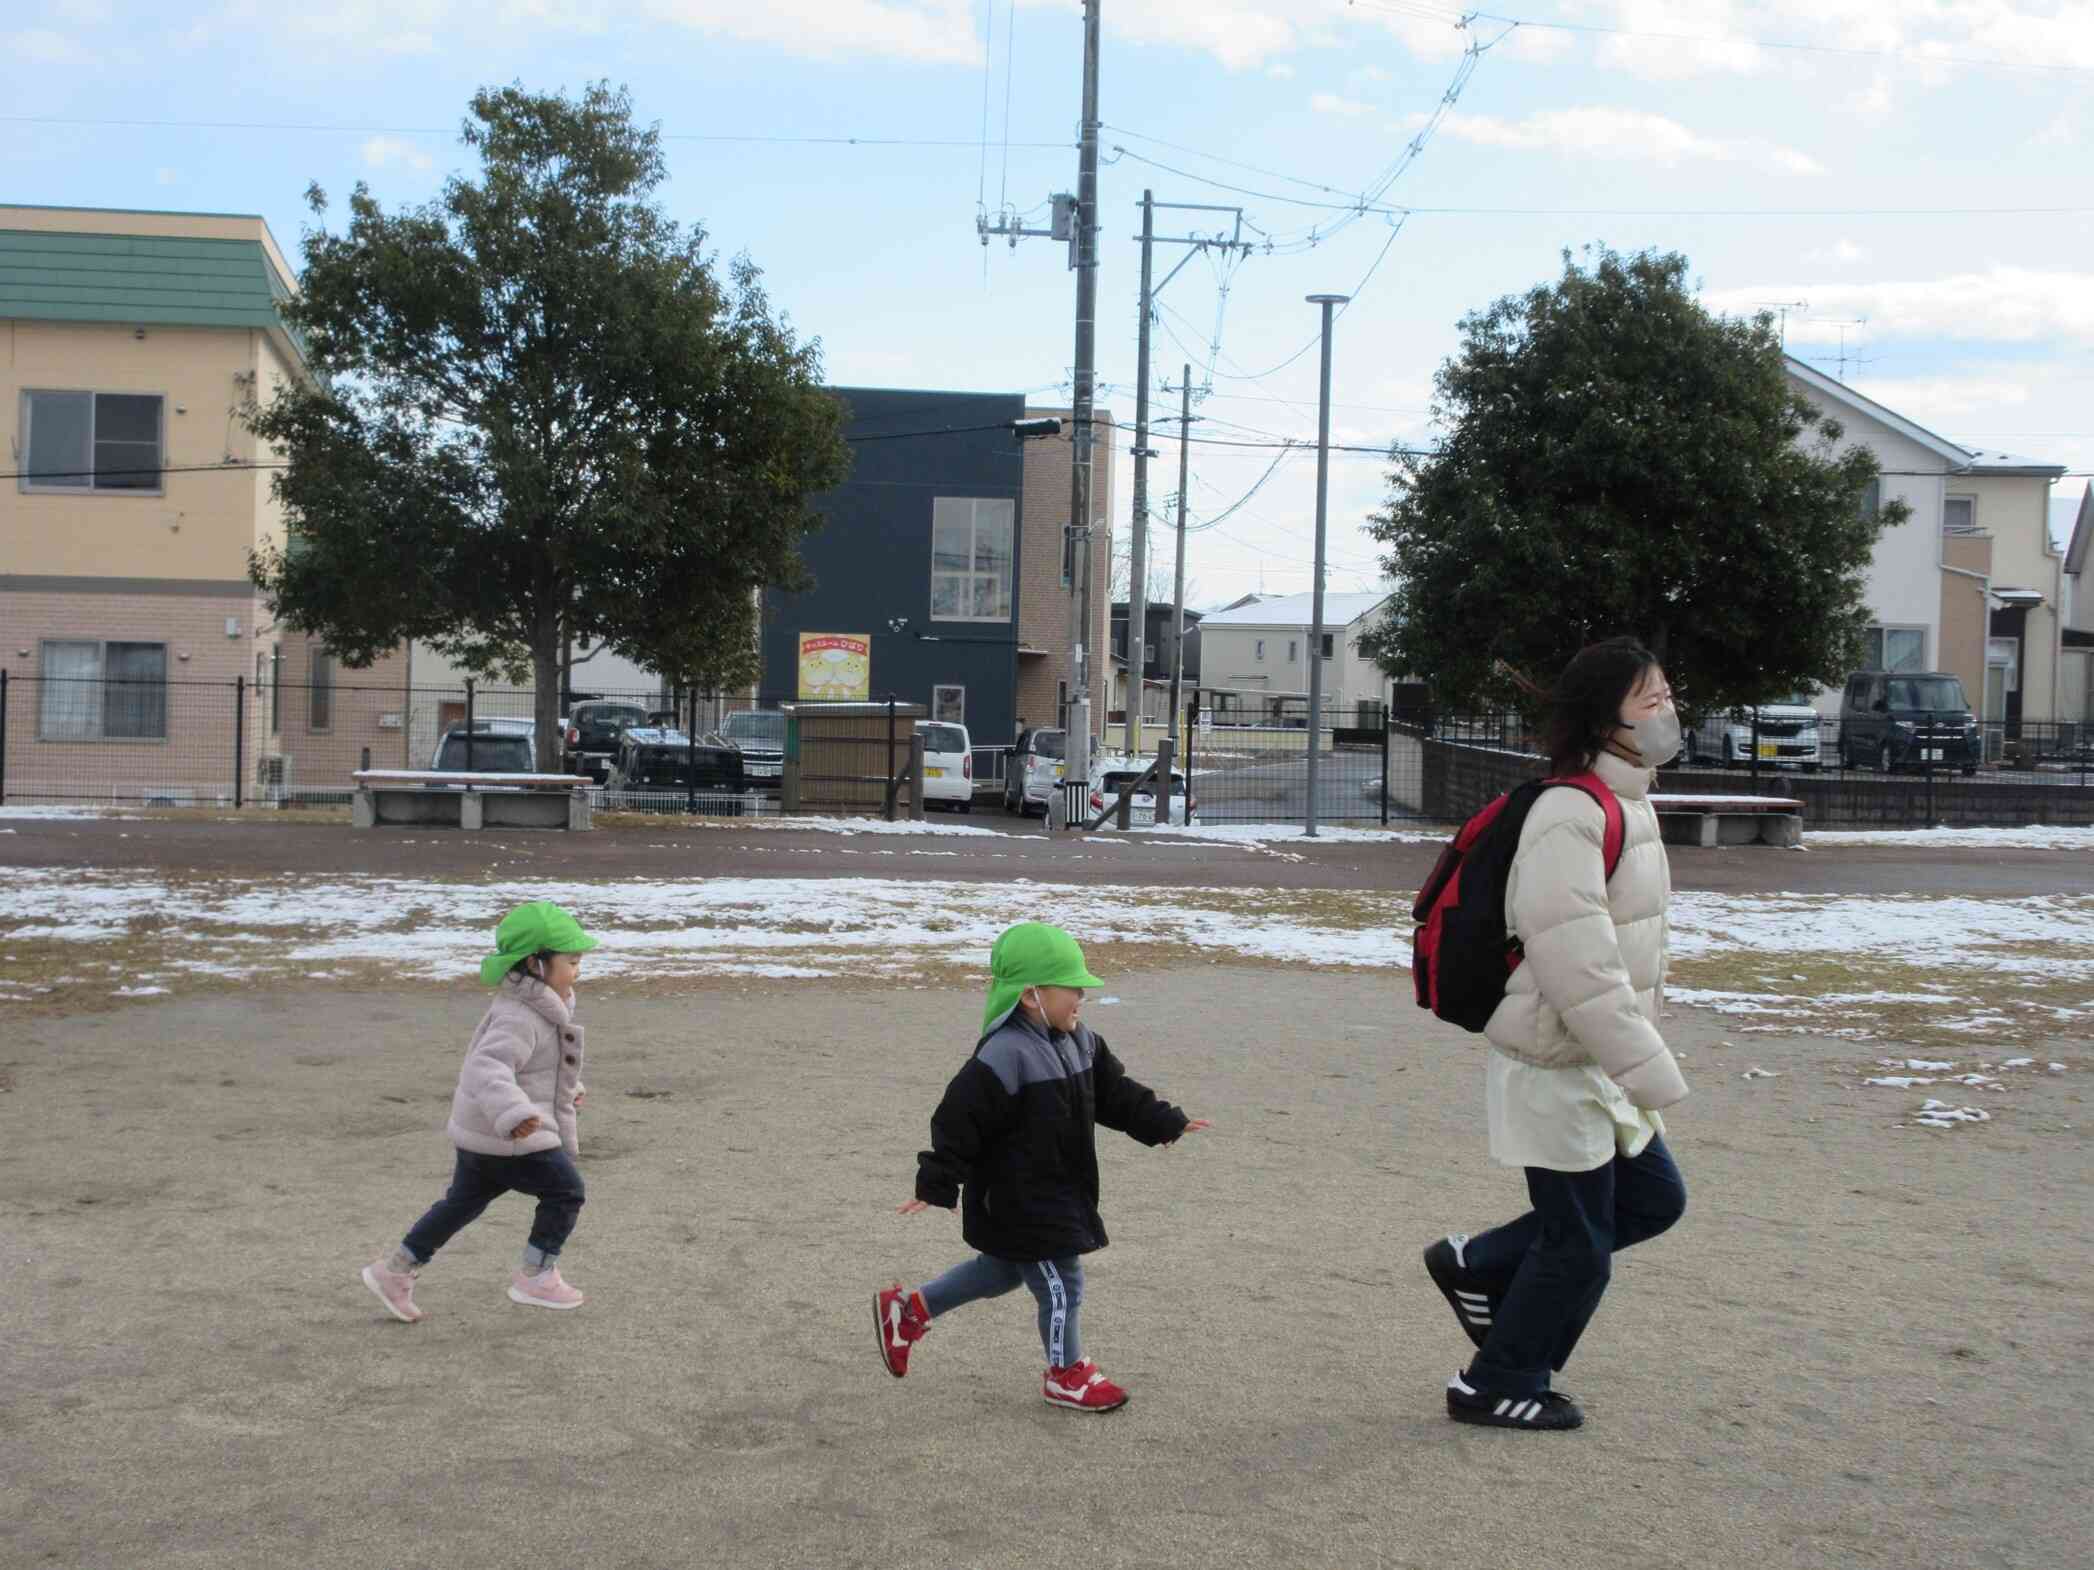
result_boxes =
[1649,792,1803,848]
[352,770,594,831]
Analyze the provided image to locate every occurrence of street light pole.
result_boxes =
[1303,293,1349,839]
[1167,362,1192,745]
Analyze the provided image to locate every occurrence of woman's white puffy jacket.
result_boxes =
[1483,747,1689,1111]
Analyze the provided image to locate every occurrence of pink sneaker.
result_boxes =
[361,1258,424,1323]
[507,1265,585,1310]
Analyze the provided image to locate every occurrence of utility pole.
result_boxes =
[1060,0,1102,820]
[1122,197,1250,758]
[1124,189,1155,758]
[1167,362,1192,743]
[1303,293,1348,839]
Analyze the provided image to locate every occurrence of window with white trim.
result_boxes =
[1861,625,1927,672]
[931,684,965,723]
[38,640,167,739]
[930,497,1015,622]
[1943,496,1978,536]
[19,390,165,492]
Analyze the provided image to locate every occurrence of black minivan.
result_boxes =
[1837,671,1981,774]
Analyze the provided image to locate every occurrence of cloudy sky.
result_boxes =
[7,0,2092,605]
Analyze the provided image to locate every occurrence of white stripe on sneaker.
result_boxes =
[1494,1399,1511,1416]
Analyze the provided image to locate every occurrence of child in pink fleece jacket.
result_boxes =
[360,901,601,1323]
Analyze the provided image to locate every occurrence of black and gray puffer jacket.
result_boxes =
[915,1011,1190,1262]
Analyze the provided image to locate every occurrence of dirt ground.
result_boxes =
[2,967,2087,1570]
[7,810,2094,896]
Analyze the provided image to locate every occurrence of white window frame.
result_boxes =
[931,684,965,724]
[930,497,1015,623]
[18,389,167,495]
[1862,624,1928,673]
[37,639,169,741]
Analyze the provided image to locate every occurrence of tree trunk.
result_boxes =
[533,609,564,774]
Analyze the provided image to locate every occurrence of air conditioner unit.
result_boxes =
[255,754,294,805]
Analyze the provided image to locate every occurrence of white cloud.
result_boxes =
[1018,0,1298,70]
[1267,61,1295,79]
[1311,91,1375,118]
[6,27,92,63]
[1416,106,1825,177]
[361,135,435,172]
[2031,114,2077,148]
[1568,0,2094,82]
[1802,238,1869,266]
[1704,269,2094,346]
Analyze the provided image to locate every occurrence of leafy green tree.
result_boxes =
[249,83,849,767]
[1358,246,1904,716]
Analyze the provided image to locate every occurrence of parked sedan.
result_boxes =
[1087,761,1197,827]
[720,708,786,790]
[429,724,537,773]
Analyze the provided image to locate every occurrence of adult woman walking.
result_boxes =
[1424,636,1691,1431]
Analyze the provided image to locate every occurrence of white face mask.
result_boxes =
[1630,706,1682,767]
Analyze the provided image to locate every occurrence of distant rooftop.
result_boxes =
[1198,590,1390,629]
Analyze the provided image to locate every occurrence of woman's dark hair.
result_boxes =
[1543,636,1659,776]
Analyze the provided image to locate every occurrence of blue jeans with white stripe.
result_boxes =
[917,1253,1085,1368]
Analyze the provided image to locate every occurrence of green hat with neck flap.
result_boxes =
[479,901,600,987]
[981,922,1104,1033]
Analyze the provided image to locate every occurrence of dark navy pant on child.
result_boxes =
[918,1253,1086,1368]
[403,1148,586,1265]
[1462,1134,1686,1397]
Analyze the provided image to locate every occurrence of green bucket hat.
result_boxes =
[479,901,601,987]
[981,922,1104,1033]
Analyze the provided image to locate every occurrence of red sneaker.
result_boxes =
[1042,1359,1129,1412]
[873,1284,931,1378]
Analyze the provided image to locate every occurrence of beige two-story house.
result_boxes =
[1,204,410,803]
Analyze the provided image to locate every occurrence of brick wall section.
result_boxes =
[1419,740,2094,828]
[1016,407,1114,743]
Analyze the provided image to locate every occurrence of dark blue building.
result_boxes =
[760,387,1031,748]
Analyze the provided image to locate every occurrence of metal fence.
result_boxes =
[1404,709,2094,829]
[1174,694,1414,825]
[0,675,987,822]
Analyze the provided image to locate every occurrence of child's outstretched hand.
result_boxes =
[897,1198,930,1215]
[510,1116,543,1140]
[1165,1118,1213,1148]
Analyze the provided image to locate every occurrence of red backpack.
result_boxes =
[1411,773,1626,1033]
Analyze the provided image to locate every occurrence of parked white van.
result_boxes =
[915,720,974,811]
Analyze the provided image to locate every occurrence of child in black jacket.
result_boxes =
[873,922,1209,1411]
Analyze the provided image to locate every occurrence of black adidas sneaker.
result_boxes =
[1423,1234,1499,1349]
[1445,1372,1584,1431]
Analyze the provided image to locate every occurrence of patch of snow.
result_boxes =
[1912,1099,1991,1127]
[0,806,143,820]
[2000,1056,2034,1068]
[1808,826,2094,851]
[112,985,169,997]
[727,816,1009,838]
[1865,1076,1934,1088]
[1741,1067,1780,1080]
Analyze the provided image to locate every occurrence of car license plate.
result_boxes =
[926,767,945,778]
[1757,743,1778,759]
[1923,748,1943,761]
[1053,764,1064,779]
[749,764,780,777]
